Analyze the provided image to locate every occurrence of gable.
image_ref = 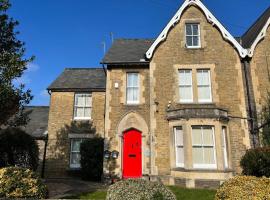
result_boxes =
[146,0,247,59]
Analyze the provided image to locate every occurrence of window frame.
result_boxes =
[185,23,201,48]
[221,126,229,169]
[73,93,92,120]
[191,126,217,169]
[178,69,193,103]
[197,69,212,103]
[70,138,84,169]
[174,127,184,168]
[126,72,140,105]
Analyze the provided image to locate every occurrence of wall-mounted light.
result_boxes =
[111,150,119,159]
[104,150,111,159]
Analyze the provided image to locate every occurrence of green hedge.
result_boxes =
[240,147,270,177]
[106,179,176,200]
[0,167,48,199]
[0,128,39,170]
[80,137,104,181]
[215,176,270,200]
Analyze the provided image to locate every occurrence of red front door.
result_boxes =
[122,129,142,179]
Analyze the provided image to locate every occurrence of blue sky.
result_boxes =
[8,0,270,106]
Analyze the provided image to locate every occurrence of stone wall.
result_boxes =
[150,5,249,178]
[45,91,105,178]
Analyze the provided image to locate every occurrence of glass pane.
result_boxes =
[186,24,192,35]
[76,95,85,106]
[193,147,203,164]
[193,36,199,46]
[132,74,139,87]
[175,127,183,146]
[192,128,202,145]
[197,70,210,85]
[127,73,133,87]
[179,86,192,101]
[127,88,132,102]
[179,70,192,85]
[127,73,139,87]
[176,147,184,165]
[75,107,84,118]
[203,127,214,145]
[84,108,91,118]
[186,36,193,46]
[198,86,211,101]
[71,140,81,152]
[193,24,199,35]
[133,88,139,102]
[71,153,81,164]
[85,96,92,107]
[204,147,215,164]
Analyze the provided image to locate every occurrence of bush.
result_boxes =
[106,179,176,200]
[240,147,270,177]
[215,176,270,200]
[80,137,104,181]
[0,167,48,199]
[0,128,39,170]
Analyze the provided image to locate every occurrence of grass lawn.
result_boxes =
[64,186,216,200]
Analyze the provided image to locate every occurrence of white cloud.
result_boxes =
[40,89,49,98]
[13,63,40,85]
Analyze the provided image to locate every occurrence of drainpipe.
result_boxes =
[242,58,257,148]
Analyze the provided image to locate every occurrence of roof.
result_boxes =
[146,0,247,58]
[101,39,154,64]
[242,7,270,49]
[48,68,106,91]
[23,106,49,139]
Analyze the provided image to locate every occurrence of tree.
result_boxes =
[0,0,33,127]
[258,92,270,146]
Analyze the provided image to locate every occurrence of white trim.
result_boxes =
[145,0,247,59]
[74,117,92,120]
[222,127,229,169]
[248,17,270,57]
[185,23,201,48]
[191,126,217,169]
[179,69,193,103]
[197,69,212,103]
[174,127,184,168]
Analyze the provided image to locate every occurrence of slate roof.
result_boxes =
[23,106,49,139]
[242,7,270,48]
[48,68,106,91]
[101,39,154,64]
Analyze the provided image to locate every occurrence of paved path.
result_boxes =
[45,178,107,199]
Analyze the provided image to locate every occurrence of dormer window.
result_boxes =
[185,23,201,48]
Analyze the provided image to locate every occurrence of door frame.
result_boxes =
[121,128,143,178]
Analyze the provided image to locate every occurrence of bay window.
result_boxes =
[221,127,229,169]
[174,127,184,167]
[192,126,216,169]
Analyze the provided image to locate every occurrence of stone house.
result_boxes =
[45,0,270,188]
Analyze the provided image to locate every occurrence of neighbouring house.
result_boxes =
[44,0,270,188]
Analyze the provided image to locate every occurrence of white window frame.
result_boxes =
[179,69,193,103]
[192,126,217,169]
[222,127,229,169]
[185,23,201,48]
[70,138,84,169]
[197,69,212,103]
[74,93,92,120]
[126,73,140,104]
[174,127,184,168]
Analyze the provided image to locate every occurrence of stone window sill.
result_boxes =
[172,168,234,173]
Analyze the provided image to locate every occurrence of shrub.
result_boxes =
[80,137,104,181]
[0,167,48,199]
[215,176,270,200]
[240,147,270,177]
[106,179,176,200]
[0,127,39,170]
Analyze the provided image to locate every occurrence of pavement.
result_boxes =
[45,178,107,199]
